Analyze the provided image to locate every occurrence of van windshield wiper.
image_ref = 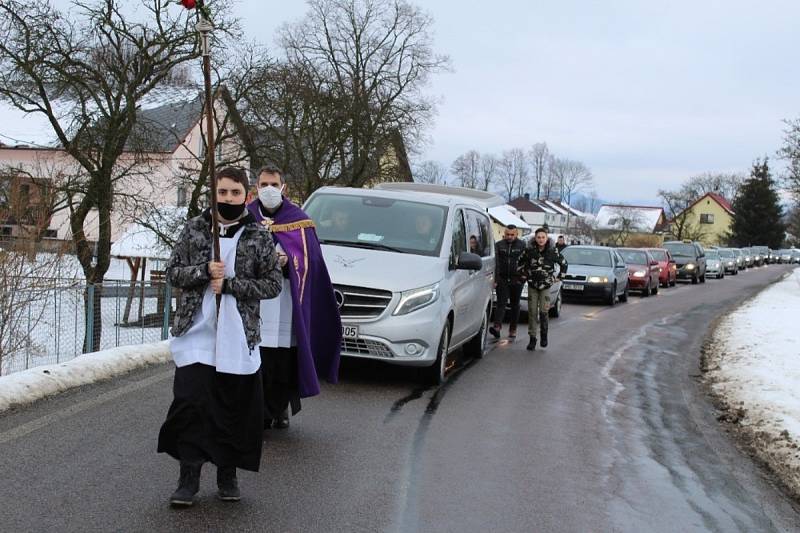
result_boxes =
[319,239,407,253]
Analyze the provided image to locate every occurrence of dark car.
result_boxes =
[559,246,629,306]
[646,247,677,287]
[618,248,660,296]
[663,240,707,284]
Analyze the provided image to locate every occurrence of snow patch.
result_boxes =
[0,341,170,413]
[706,267,800,496]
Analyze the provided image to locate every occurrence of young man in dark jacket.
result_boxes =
[518,227,567,350]
[490,225,527,339]
[158,167,282,507]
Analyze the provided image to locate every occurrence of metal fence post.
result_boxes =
[85,283,95,353]
[161,283,172,341]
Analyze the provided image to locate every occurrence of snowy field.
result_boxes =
[0,341,170,413]
[706,266,800,497]
[2,253,170,375]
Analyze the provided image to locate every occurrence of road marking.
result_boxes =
[0,369,173,445]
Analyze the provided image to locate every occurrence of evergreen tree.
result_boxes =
[729,158,785,248]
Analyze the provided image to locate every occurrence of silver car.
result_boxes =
[559,246,630,306]
[304,184,497,384]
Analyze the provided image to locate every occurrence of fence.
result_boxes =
[0,277,174,376]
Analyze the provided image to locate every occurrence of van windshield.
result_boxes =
[304,193,448,257]
[664,243,696,257]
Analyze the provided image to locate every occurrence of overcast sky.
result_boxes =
[53,0,800,204]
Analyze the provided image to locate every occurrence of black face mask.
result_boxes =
[217,202,246,221]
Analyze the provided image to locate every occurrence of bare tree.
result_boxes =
[528,142,549,199]
[273,0,450,193]
[0,0,221,350]
[412,160,447,185]
[498,148,528,201]
[659,188,706,242]
[683,172,745,203]
[451,150,481,189]
[541,155,560,200]
[779,117,800,202]
[479,153,498,192]
[549,158,592,204]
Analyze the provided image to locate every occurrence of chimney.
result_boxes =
[524,192,530,200]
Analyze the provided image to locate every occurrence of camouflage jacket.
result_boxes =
[166,210,282,349]
[517,241,568,290]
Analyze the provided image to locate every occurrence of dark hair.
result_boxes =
[215,166,249,191]
[257,164,284,183]
[557,235,564,239]
[534,227,547,236]
[506,224,517,230]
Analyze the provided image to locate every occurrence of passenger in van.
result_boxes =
[469,235,480,255]
[247,164,342,431]
[327,209,352,239]
[409,212,439,248]
[518,227,567,351]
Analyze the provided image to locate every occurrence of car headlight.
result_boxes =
[632,270,646,278]
[726,261,733,265]
[393,283,440,316]
[685,263,695,270]
[587,276,608,283]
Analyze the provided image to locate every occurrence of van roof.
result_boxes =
[311,185,502,209]
[374,182,506,207]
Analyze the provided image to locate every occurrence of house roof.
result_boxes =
[110,206,187,260]
[488,206,531,231]
[508,197,546,213]
[0,86,201,153]
[684,192,734,216]
[595,204,665,232]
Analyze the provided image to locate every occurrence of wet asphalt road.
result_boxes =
[1,265,799,532]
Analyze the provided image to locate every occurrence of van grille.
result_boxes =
[341,338,395,358]
[333,284,393,318]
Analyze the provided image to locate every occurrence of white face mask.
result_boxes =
[258,185,284,209]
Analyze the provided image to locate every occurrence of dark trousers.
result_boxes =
[494,281,523,329]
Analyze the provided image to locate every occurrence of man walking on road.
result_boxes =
[490,225,526,340]
[247,164,342,431]
[518,227,567,351]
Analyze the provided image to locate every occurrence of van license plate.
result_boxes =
[563,283,584,291]
[342,325,359,338]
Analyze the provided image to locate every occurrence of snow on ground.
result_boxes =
[0,341,170,413]
[706,267,800,497]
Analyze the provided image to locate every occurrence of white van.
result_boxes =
[303,183,498,383]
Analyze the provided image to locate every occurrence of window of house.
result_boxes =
[43,229,58,239]
[177,187,187,207]
[700,213,714,224]
[1,226,12,236]
[608,217,619,226]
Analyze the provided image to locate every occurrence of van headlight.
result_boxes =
[393,283,440,316]
[587,276,608,283]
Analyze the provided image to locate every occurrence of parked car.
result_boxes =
[777,249,793,263]
[663,240,707,284]
[304,183,497,384]
[730,248,745,269]
[753,246,769,266]
[718,248,739,275]
[741,247,754,268]
[617,248,660,296]
[645,247,677,287]
[559,246,629,306]
[792,249,800,264]
[705,249,725,279]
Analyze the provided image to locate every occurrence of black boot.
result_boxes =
[526,337,537,351]
[539,312,549,348]
[170,462,202,507]
[489,324,501,339]
[216,466,241,502]
[273,407,290,429]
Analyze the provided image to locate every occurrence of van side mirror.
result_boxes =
[456,251,482,271]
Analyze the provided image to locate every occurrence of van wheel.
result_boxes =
[425,324,451,385]
[608,283,617,306]
[464,309,489,359]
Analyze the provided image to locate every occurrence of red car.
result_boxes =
[645,248,677,288]
[617,248,660,296]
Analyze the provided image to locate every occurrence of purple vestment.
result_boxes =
[248,198,341,397]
